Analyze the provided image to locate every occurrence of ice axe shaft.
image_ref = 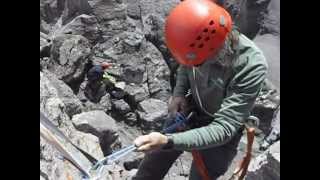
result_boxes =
[40,112,93,178]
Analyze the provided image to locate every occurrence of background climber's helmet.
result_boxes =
[165,0,232,66]
[87,65,104,82]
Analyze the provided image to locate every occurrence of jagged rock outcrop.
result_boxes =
[48,34,92,92]
[40,70,83,123]
[246,141,280,180]
[137,98,168,131]
[55,14,102,44]
[72,110,121,155]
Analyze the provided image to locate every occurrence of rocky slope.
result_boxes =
[40,0,280,179]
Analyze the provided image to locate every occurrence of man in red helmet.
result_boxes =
[132,0,268,179]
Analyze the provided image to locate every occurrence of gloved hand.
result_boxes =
[168,96,188,118]
[164,96,189,130]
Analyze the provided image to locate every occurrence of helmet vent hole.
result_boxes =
[198,44,204,48]
[189,43,195,47]
[209,20,214,25]
[203,28,208,32]
[205,37,210,41]
[196,36,202,40]
[211,29,216,34]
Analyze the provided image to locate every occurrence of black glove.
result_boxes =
[168,96,188,118]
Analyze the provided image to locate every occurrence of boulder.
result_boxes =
[95,31,170,102]
[246,141,280,180]
[49,34,91,91]
[69,130,104,160]
[254,34,280,90]
[112,99,131,115]
[72,110,118,138]
[61,0,92,25]
[124,83,149,104]
[72,110,120,155]
[258,0,280,36]
[125,0,179,20]
[137,98,168,131]
[252,80,280,135]
[40,71,83,127]
[90,0,128,40]
[90,0,127,22]
[40,32,52,58]
[236,0,272,39]
[40,0,64,32]
[41,70,83,117]
[56,14,102,44]
[124,112,138,126]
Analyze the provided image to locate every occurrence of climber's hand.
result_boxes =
[168,96,188,118]
[134,132,168,152]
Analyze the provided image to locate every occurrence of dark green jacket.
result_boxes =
[171,33,268,151]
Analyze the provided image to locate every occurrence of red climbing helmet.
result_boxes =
[165,0,232,66]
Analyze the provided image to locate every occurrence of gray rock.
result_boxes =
[236,0,272,39]
[56,14,102,44]
[72,110,121,156]
[40,57,51,70]
[252,80,280,135]
[72,110,118,138]
[90,0,128,40]
[124,112,138,126]
[49,34,91,90]
[40,32,52,58]
[137,98,168,131]
[40,71,83,126]
[112,99,131,115]
[124,83,149,104]
[42,70,83,117]
[143,14,175,70]
[246,141,280,180]
[254,34,280,90]
[259,0,280,36]
[69,130,104,160]
[61,0,92,25]
[99,93,112,111]
[80,93,112,113]
[91,0,127,22]
[96,31,171,102]
[125,0,179,20]
[40,0,63,25]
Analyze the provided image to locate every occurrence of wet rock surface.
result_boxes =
[40,0,280,179]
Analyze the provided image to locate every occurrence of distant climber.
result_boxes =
[83,62,118,103]
[131,0,268,179]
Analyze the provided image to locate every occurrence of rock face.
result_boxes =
[112,99,131,115]
[56,14,102,44]
[72,110,120,155]
[49,34,91,91]
[252,80,280,135]
[61,0,92,25]
[137,98,168,131]
[40,70,83,124]
[246,141,280,180]
[72,110,118,137]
